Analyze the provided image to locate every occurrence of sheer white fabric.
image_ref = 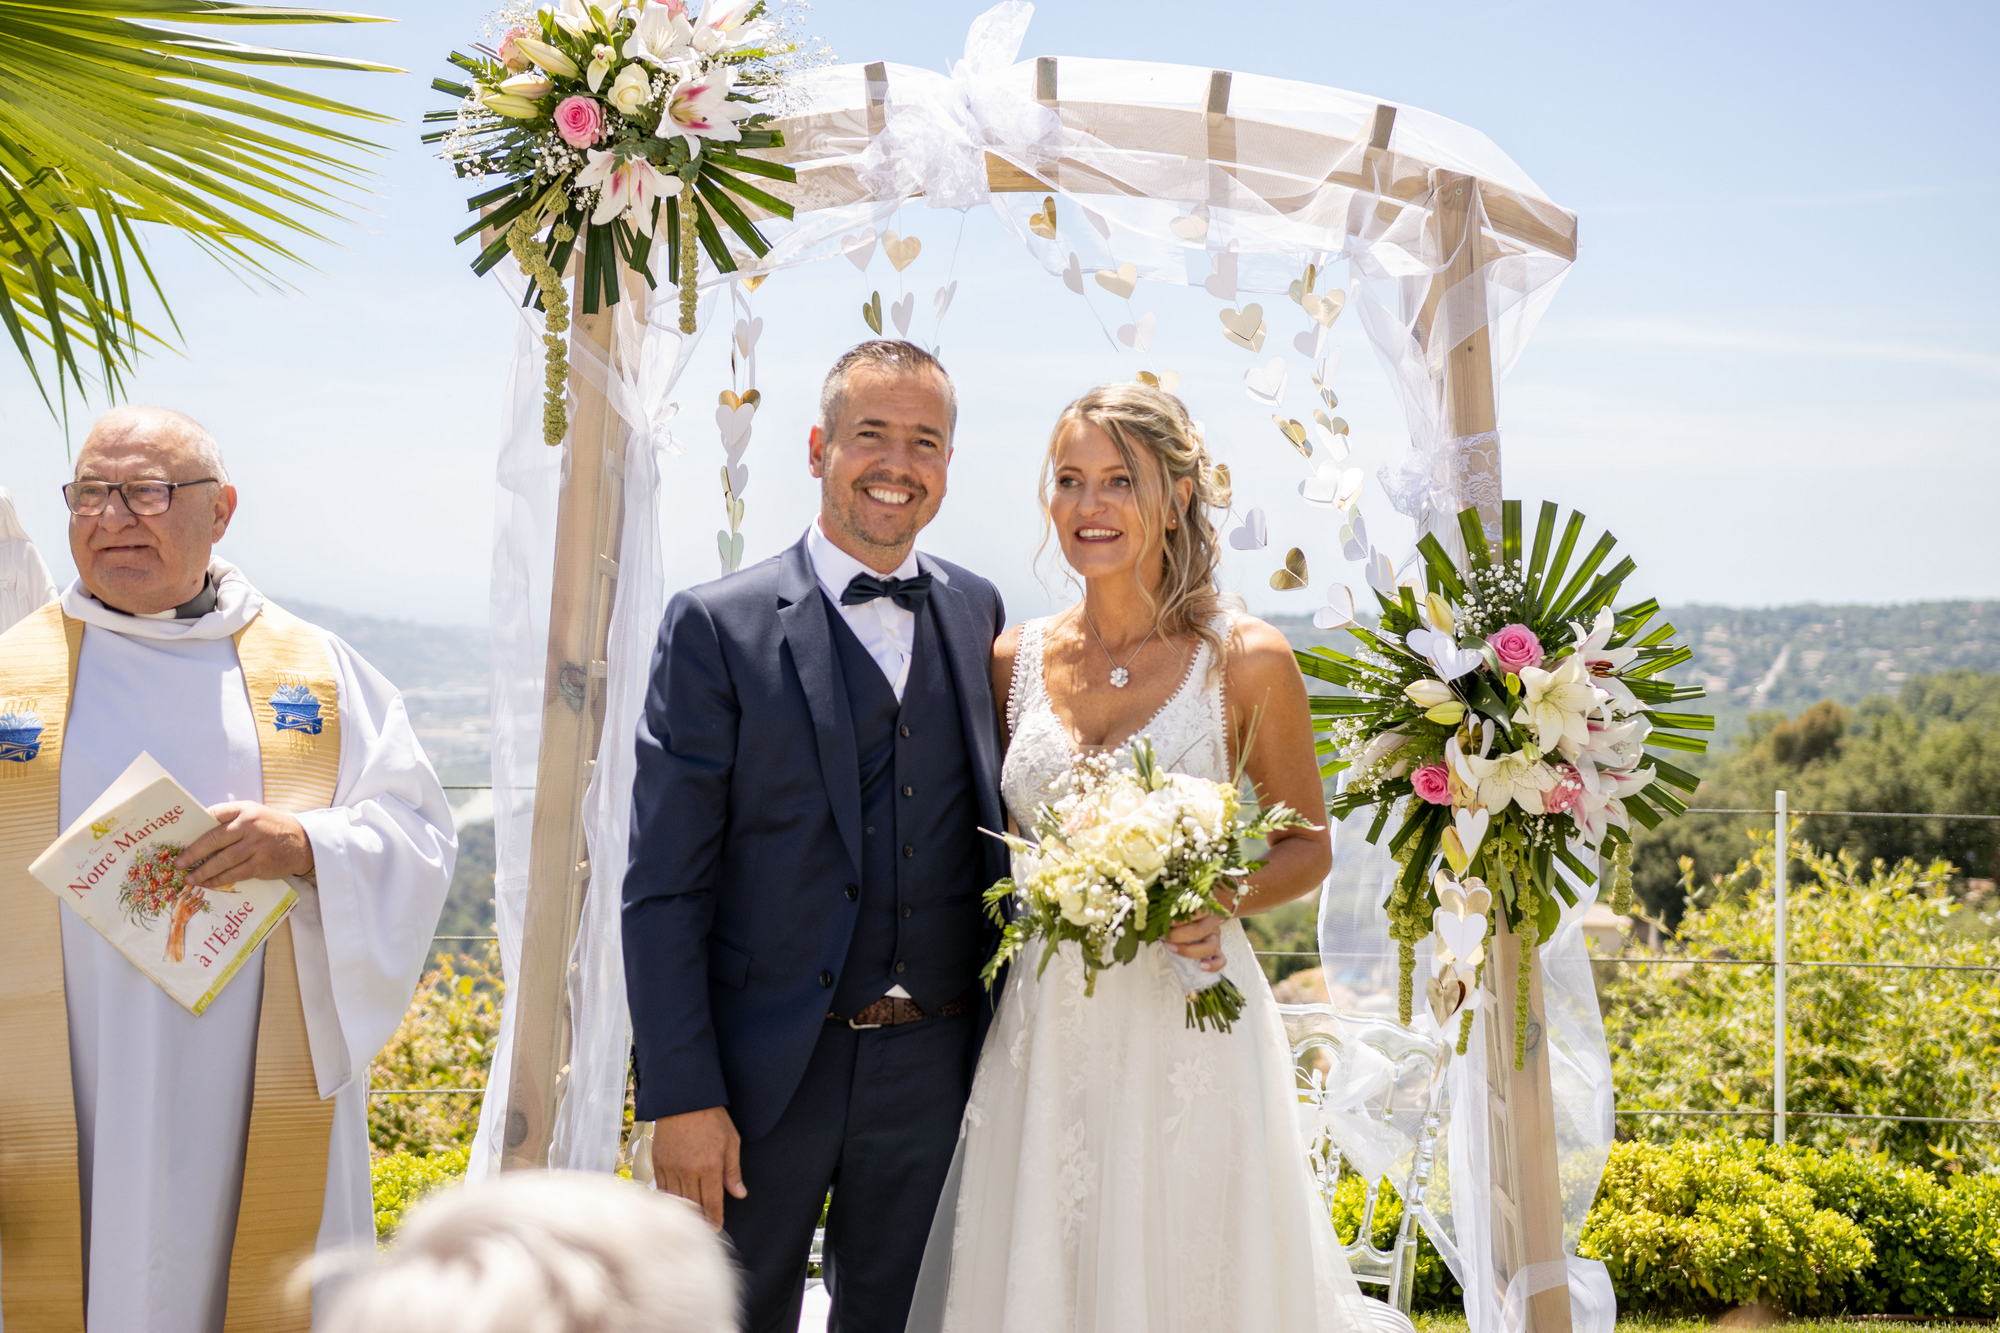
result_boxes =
[912,615,1372,1333]
[0,486,55,632]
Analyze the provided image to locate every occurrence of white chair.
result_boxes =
[1278,1003,1450,1319]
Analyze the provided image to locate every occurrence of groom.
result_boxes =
[624,341,1008,1332]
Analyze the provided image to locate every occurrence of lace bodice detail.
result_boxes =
[1001,614,1233,829]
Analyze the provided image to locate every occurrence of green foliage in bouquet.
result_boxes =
[1295,501,1710,1062]
[982,739,1309,1032]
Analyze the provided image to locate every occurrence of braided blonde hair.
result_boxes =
[1043,382,1234,656]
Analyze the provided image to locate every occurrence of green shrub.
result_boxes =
[1769,1147,2000,1316]
[368,945,501,1156]
[371,1146,470,1239]
[1578,1138,1872,1313]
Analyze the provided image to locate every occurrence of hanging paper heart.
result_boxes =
[883,231,922,272]
[1117,312,1156,351]
[1269,415,1310,458]
[1227,508,1268,551]
[1221,304,1267,352]
[1095,263,1139,299]
[716,404,755,459]
[1243,357,1287,405]
[1438,874,1493,922]
[843,230,878,270]
[1426,969,1467,1026]
[717,389,762,411]
[1027,195,1058,239]
[1365,547,1396,595]
[1406,626,1484,682]
[732,317,763,359]
[1309,421,1351,462]
[1432,906,1488,967]
[716,529,745,571]
[1287,263,1318,304]
[722,461,748,495]
[861,292,883,335]
[1453,806,1491,863]
[726,494,745,529]
[1312,374,1338,410]
[1305,288,1347,326]
[1315,411,1349,439]
[1270,548,1309,590]
[1203,250,1239,301]
[1300,462,1363,509]
[1313,583,1356,630]
[741,272,769,293]
[1340,512,1368,561]
[1293,326,1326,360]
[1135,369,1181,394]
[888,292,914,336]
[1061,252,1085,295]
[933,281,958,319]
[1170,208,1209,241]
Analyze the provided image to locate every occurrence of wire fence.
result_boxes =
[376,792,2000,1140]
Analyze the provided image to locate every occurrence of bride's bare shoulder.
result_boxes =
[1221,614,1304,689]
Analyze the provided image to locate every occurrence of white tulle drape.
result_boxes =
[474,9,1607,1332]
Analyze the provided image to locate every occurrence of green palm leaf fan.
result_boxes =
[0,0,394,412]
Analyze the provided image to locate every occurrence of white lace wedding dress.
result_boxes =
[910,615,1373,1333]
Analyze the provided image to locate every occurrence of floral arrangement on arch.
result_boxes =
[428,0,818,443]
[1296,501,1711,1065]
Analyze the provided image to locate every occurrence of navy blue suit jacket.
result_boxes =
[623,535,1007,1141]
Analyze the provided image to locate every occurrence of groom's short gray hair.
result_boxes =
[817,340,957,441]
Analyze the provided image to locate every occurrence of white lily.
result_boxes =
[514,35,581,79]
[551,0,603,38]
[659,64,750,151]
[1570,606,1643,715]
[586,43,614,93]
[1573,712,1652,777]
[498,70,554,100]
[1568,763,1653,843]
[630,0,695,66]
[1350,729,1414,780]
[1515,655,1603,757]
[691,0,774,55]
[1405,679,1455,709]
[575,148,671,232]
[1462,746,1557,815]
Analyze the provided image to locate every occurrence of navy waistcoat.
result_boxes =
[827,596,990,1015]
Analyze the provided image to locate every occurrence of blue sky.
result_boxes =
[4,0,1996,625]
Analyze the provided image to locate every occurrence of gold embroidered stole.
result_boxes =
[0,600,342,1332]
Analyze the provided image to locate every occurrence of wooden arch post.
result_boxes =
[501,274,641,1171]
[1427,169,1573,1333]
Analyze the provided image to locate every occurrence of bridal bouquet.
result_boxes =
[1296,501,1710,1064]
[982,740,1310,1033]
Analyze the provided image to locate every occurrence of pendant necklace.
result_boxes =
[1082,610,1159,689]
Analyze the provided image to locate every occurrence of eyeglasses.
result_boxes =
[63,478,219,517]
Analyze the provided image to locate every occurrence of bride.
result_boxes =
[911,382,1373,1332]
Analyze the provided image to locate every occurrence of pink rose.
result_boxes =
[554,95,607,148]
[1488,623,1544,674]
[1411,764,1453,806]
[1544,764,1584,815]
[499,26,533,72]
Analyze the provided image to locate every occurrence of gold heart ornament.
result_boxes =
[1135,369,1182,394]
[718,389,762,410]
[1287,263,1318,304]
[1426,970,1467,1026]
[1027,196,1058,239]
[883,231,922,272]
[862,291,883,335]
[1219,303,1266,352]
[726,495,745,528]
[741,272,769,293]
[1269,547,1309,591]
[1312,374,1338,410]
[1272,416,1310,458]
[1314,411,1349,437]
[1095,262,1139,299]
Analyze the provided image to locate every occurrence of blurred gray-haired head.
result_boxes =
[318,1171,738,1333]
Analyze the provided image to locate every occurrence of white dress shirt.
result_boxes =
[805,520,920,702]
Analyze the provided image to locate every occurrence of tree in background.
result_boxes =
[0,0,389,408]
[1602,834,2000,1173]
[1628,671,2000,921]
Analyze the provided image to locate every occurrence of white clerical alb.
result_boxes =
[0,487,53,635]
[805,520,918,701]
[0,560,455,1333]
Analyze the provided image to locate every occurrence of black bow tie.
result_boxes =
[841,571,933,612]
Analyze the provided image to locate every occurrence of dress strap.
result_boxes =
[1005,617,1051,736]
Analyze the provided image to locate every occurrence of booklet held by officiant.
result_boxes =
[29,752,299,1016]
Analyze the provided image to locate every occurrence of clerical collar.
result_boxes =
[133,575,219,622]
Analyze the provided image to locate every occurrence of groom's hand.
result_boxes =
[652,1106,747,1228]
[1168,913,1228,972]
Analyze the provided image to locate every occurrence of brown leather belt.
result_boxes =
[829,990,973,1030]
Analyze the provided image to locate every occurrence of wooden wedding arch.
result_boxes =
[492,52,1581,1333]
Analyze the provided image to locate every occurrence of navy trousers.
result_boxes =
[724,1012,978,1333]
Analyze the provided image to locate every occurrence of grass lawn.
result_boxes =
[1413,1318,1989,1333]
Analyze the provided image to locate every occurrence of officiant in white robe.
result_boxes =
[0,407,455,1332]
